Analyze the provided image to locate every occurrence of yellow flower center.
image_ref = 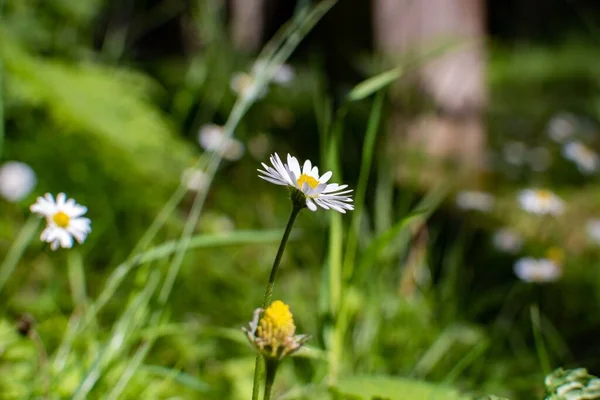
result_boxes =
[297,174,319,189]
[535,190,553,201]
[257,300,296,346]
[52,211,70,228]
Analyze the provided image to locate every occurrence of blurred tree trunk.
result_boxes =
[373,0,487,186]
[230,0,265,52]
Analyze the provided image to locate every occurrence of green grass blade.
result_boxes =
[0,217,40,295]
[67,250,88,310]
[343,91,384,281]
[71,272,160,399]
[347,67,403,101]
[142,365,210,392]
[357,186,447,278]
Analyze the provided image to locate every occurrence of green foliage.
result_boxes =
[331,376,467,400]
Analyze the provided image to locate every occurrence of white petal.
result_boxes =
[57,229,73,249]
[30,197,56,216]
[287,154,301,178]
[56,193,67,207]
[306,198,317,211]
[311,166,319,177]
[319,171,332,184]
[302,159,312,175]
[259,175,288,186]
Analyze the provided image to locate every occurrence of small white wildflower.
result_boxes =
[547,113,576,143]
[563,141,599,174]
[518,189,564,216]
[514,257,561,283]
[528,147,552,172]
[503,141,527,166]
[258,153,353,213]
[0,161,37,202]
[197,124,245,161]
[230,72,267,99]
[181,168,209,192]
[455,191,494,212]
[492,228,523,254]
[30,193,91,250]
[586,219,600,244]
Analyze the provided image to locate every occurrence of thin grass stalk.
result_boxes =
[67,250,88,310]
[0,217,40,295]
[342,92,383,281]
[71,271,160,399]
[106,340,152,400]
[531,304,552,375]
[324,110,344,383]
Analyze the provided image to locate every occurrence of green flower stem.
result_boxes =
[262,205,302,308]
[263,358,279,400]
[251,203,303,400]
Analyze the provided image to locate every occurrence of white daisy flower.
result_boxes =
[586,219,600,244]
[492,228,523,254]
[547,113,576,143]
[0,161,37,202]
[455,191,494,212]
[197,124,245,161]
[30,193,91,250]
[514,257,561,283]
[181,168,209,192]
[518,189,564,216]
[257,153,353,213]
[563,141,599,174]
[230,72,267,99]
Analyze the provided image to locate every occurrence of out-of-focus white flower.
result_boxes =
[30,193,91,250]
[258,153,354,213]
[563,141,599,174]
[230,72,267,99]
[197,124,245,161]
[528,147,552,172]
[503,141,528,166]
[586,219,600,244]
[181,168,209,192]
[252,61,296,86]
[455,191,494,212]
[514,257,561,283]
[0,161,37,202]
[492,228,523,254]
[547,113,576,143]
[248,133,271,160]
[518,189,564,216]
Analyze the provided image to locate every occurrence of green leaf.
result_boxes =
[142,365,210,392]
[347,67,403,101]
[332,376,469,400]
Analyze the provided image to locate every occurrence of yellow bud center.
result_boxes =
[52,211,70,228]
[257,300,296,346]
[297,174,319,189]
[535,190,553,200]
